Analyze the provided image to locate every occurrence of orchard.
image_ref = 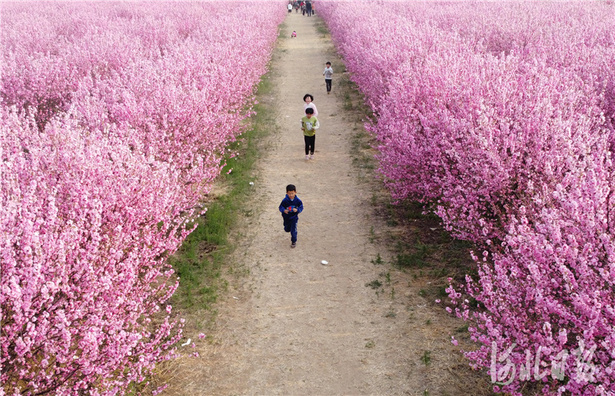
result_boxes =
[3,1,615,395]
[318,1,615,394]
[1,2,284,394]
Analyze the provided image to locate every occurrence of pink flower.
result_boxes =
[316,2,615,393]
[1,1,286,393]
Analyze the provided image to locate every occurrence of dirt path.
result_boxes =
[162,12,492,396]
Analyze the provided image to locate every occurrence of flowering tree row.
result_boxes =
[319,1,615,394]
[1,2,285,395]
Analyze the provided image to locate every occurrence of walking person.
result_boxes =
[306,1,312,16]
[323,61,333,94]
[303,93,318,117]
[301,107,319,160]
[279,184,303,248]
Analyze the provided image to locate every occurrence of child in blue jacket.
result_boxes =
[279,184,303,248]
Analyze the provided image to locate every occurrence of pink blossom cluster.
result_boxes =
[319,1,615,394]
[1,2,284,395]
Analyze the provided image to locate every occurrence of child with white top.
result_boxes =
[303,93,318,117]
[323,62,333,94]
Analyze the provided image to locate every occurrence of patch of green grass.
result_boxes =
[432,267,449,278]
[368,226,376,243]
[278,21,289,39]
[170,65,277,310]
[384,309,396,318]
[370,193,378,206]
[365,279,383,289]
[343,92,353,111]
[386,219,399,227]
[421,350,432,366]
[395,251,426,269]
[371,253,384,265]
[314,18,329,37]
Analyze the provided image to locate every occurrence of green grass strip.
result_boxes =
[170,74,275,310]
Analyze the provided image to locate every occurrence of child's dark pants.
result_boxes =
[304,135,315,155]
[325,79,332,92]
[284,217,298,243]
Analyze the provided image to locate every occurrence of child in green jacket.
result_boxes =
[301,107,320,160]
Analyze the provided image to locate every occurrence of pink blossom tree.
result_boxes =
[1,2,285,394]
[319,1,615,394]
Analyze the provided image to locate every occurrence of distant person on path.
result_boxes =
[306,1,312,16]
[301,107,320,160]
[279,184,303,248]
[301,1,306,15]
[303,93,318,117]
[323,61,333,94]
[287,2,292,13]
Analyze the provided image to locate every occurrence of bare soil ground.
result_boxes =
[159,12,495,396]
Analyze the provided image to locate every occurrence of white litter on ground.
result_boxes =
[321,260,329,265]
